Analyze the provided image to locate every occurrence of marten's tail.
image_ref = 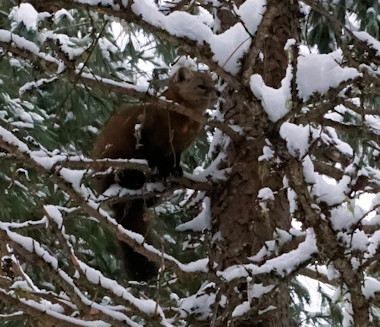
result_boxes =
[112,199,157,281]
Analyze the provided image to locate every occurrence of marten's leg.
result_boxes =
[116,169,146,190]
[112,169,157,281]
[113,200,157,281]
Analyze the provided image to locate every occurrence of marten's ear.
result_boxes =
[172,67,194,83]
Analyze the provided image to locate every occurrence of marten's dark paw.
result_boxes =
[116,169,146,190]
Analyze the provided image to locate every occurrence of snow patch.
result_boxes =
[297,50,361,100]
[250,66,292,122]
[353,31,380,56]
[176,197,211,232]
[10,3,39,31]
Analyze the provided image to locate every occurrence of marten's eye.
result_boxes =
[198,84,206,89]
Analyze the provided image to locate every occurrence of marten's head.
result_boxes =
[168,67,219,113]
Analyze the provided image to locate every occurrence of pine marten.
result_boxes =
[93,67,218,280]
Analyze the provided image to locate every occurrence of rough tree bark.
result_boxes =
[209,0,300,326]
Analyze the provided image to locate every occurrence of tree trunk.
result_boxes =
[209,1,300,325]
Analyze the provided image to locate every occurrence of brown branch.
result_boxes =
[75,72,152,99]
[289,78,358,127]
[0,36,153,100]
[321,119,378,145]
[0,21,242,142]
[0,36,241,141]
[29,0,240,88]
[0,128,207,286]
[43,210,157,321]
[0,290,73,327]
[102,176,214,206]
[0,229,90,318]
[55,157,151,172]
[0,40,59,71]
[159,0,192,13]
[51,168,207,281]
[285,156,370,326]
[240,4,279,86]
[312,161,344,180]
[1,224,162,326]
[299,267,338,287]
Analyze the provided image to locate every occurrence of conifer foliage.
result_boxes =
[0,0,379,326]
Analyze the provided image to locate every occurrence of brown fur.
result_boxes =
[93,67,218,280]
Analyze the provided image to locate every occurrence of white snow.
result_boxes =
[0,224,59,269]
[235,0,267,35]
[0,217,47,230]
[59,168,86,193]
[179,282,216,320]
[313,174,351,206]
[327,263,340,281]
[362,276,380,298]
[342,301,354,327]
[258,305,276,315]
[130,0,266,74]
[0,125,29,153]
[0,311,24,318]
[98,37,118,61]
[248,283,275,299]
[279,123,315,158]
[221,230,318,281]
[232,300,250,317]
[20,77,58,95]
[176,197,211,231]
[0,29,62,70]
[353,31,380,56]
[10,4,39,31]
[276,228,293,246]
[211,23,251,73]
[9,58,21,67]
[257,187,275,201]
[365,115,380,134]
[248,244,272,262]
[330,204,364,231]
[43,31,86,60]
[297,50,361,100]
[322,127,354,156]
[80,72,148,92]
[10,280,35,292]
[44,205,63,229]
[302,156,316,184]
[252,49,361,119]
[250,65,292,122]
[54,9,75,23]
[351,230,368,251]
[258,142,275,161]
[284,38,296,50]
[117,221,209,273]
[196,7,214,27]
[366,229,380,260]
[11,293,112,327]
[0,29,39,53]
